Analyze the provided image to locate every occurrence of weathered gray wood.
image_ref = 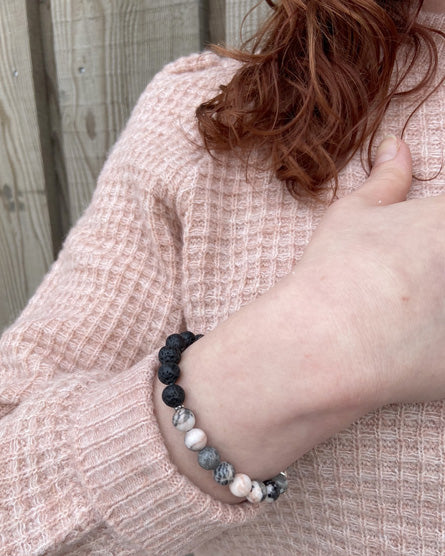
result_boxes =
[39,0,71,243]
[50,0,204,228]
[0,0,54,332]
[208,0,226,46]
[225,0,270,47]
[27,0,63,256]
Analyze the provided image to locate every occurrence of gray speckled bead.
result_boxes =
[184,428,207,451]
[264,481,280,502]
[172,408,195,432]
[246,480,267,503]
[213,462,235,485]
[229,473,252,498]
[271,472,288,495]
[198,446,220,470]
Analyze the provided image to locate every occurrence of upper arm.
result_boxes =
[0,74,184,414]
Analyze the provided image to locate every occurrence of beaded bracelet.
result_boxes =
[157,331,288,503]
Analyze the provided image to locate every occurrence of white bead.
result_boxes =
[247,480,266,503]
[229,473,252,498]
[184,428,207,451]
[172,408,195,432]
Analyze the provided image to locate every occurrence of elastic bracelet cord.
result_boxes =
[157,331,288,503]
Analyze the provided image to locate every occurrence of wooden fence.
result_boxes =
[0,0,271,332]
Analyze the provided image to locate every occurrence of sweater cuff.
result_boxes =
[74,353,261,555]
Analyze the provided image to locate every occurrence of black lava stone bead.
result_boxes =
[195,334,204,341]
[161,384,185,407]
[158,345,181,364]
[180,331,195,349]
[165,333,185,351]
[157,363,180,385]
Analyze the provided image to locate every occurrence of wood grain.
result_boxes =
[208,0,226,46]
[225,0,269,47]
[50,0,204,227]
[0,0,54,331]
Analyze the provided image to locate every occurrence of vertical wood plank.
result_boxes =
[39,0,71,241]
[27,0,63,255]
[50,0,204,228]
[208,0,226,46]
[0,0,54,331]
[225,0,270,47]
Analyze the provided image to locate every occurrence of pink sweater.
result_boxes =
[1,10,444,555]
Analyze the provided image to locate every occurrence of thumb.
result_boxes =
[354,135,413,206]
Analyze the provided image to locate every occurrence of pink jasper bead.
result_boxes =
[246,480,267,503]
[229,473,252,498]
[184,428,207,451]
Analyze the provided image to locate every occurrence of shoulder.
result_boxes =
[110,51,239,155]
[136,51,239,123]
[136,51,239,140]
[115,52,240,196]
[151,50,240,89]
[98,52,241,209]
[162,50,239,75]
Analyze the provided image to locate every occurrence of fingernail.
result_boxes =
[375,135,400,165]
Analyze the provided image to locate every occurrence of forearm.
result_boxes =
[153,266,376,504]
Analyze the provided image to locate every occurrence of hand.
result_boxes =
[299,135,445,406]
[154,136,445,504]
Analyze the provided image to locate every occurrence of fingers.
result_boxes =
[352,136,413,207]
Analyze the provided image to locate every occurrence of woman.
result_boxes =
[1,0,444,554]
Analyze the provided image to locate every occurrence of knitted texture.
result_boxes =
[0,10,444,556]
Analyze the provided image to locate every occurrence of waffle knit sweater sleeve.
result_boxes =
[0,55,260,556]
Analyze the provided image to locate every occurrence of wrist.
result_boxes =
[154,373,242,504]
[154,266,380,504]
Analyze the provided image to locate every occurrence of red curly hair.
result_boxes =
[196,0,444,200]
